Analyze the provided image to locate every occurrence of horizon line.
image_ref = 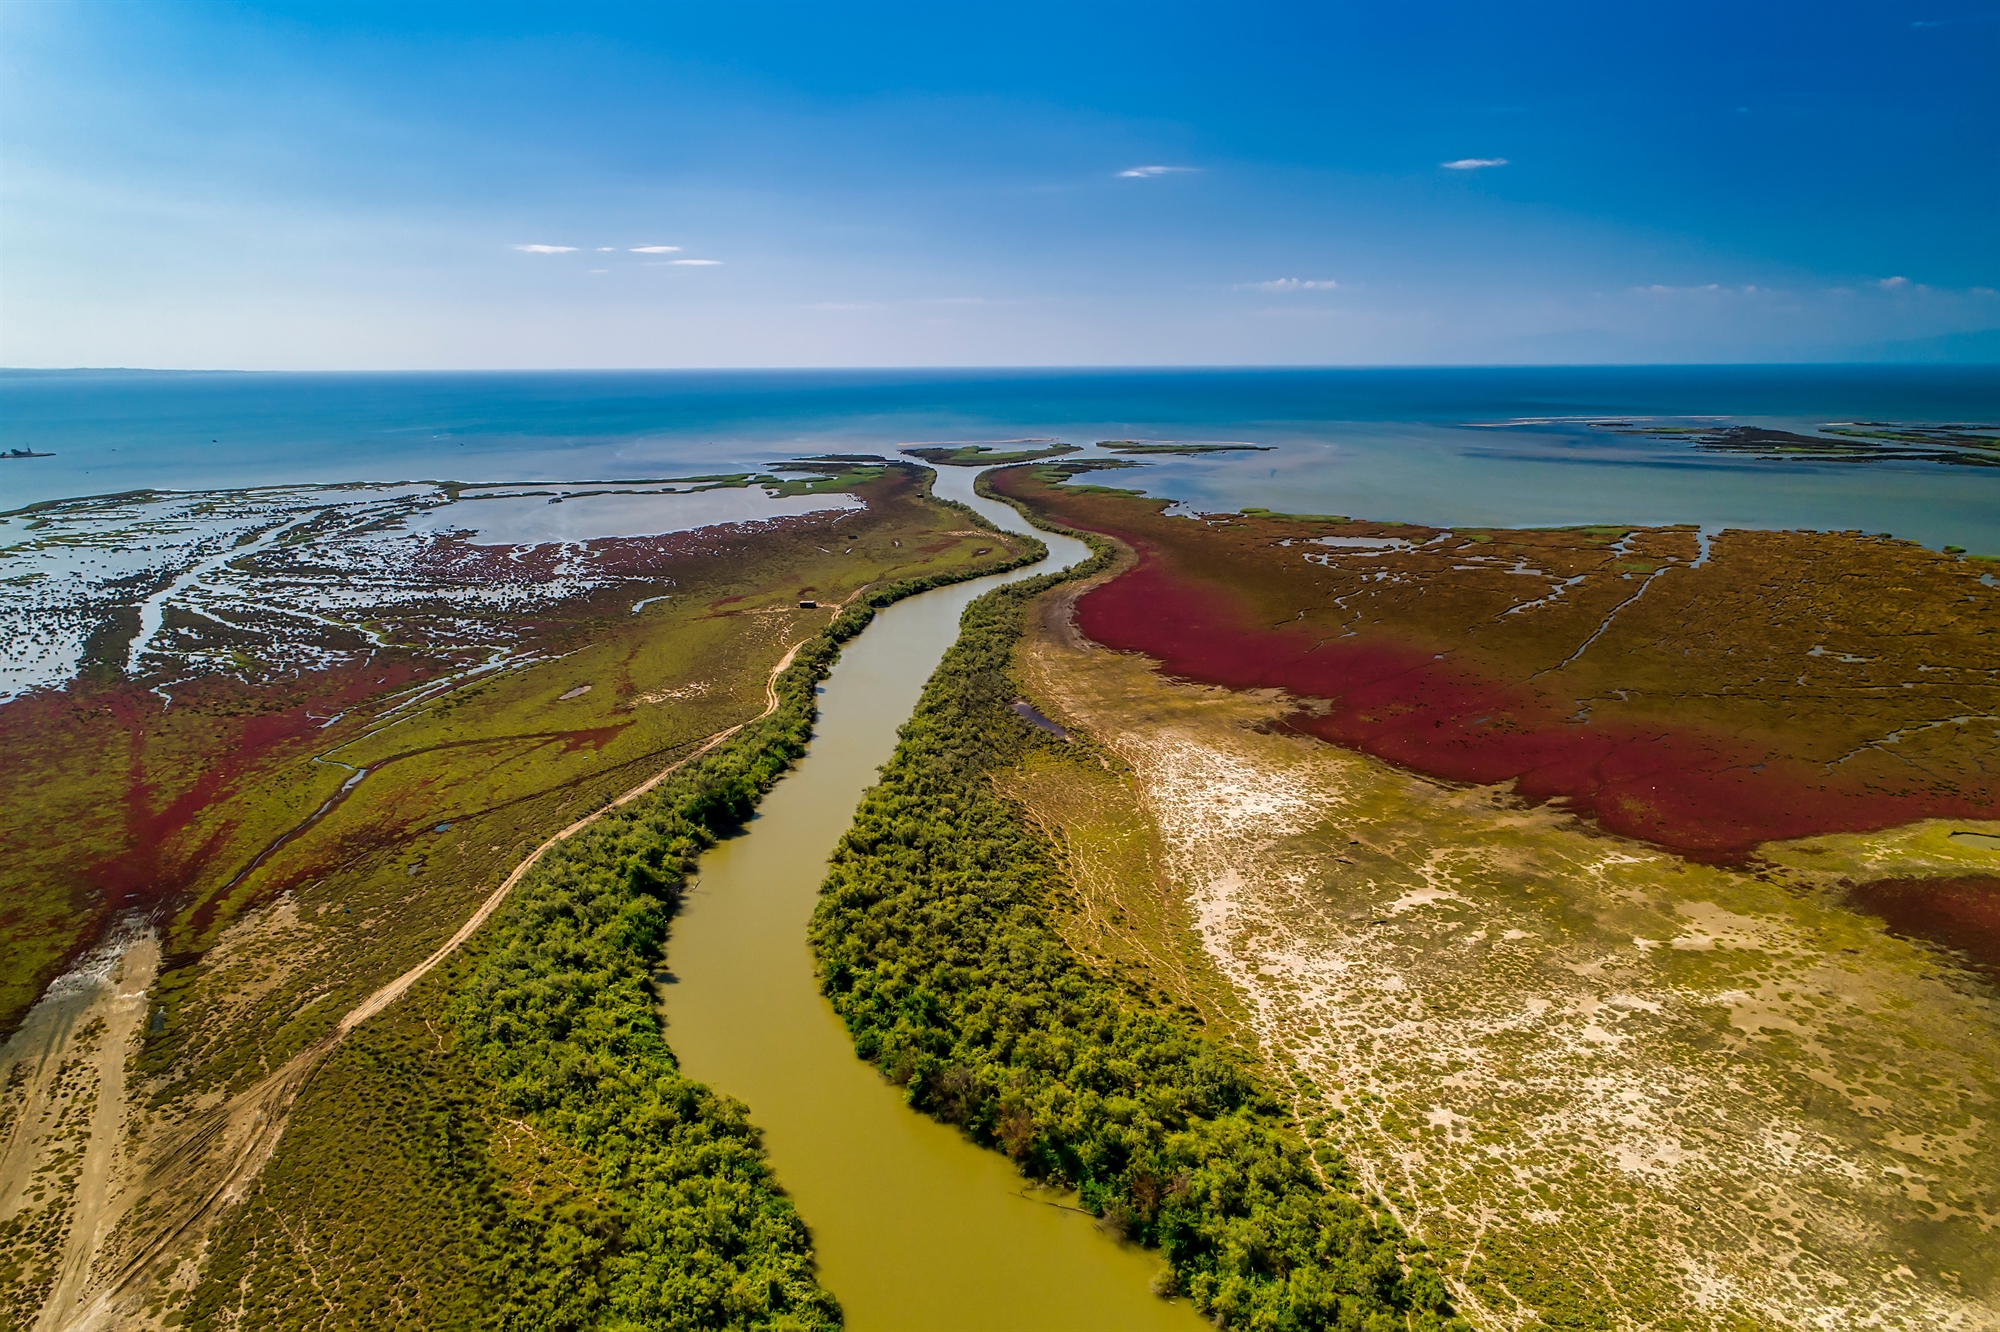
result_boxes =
[4,360,1997,375]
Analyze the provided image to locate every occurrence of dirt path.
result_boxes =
[0,928,159,1332]
[47,636,818,1331]
[30,936,158,1332]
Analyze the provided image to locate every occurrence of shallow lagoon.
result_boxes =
[399,484,862,545]
[4,366,1995,550]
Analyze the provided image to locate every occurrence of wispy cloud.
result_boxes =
[1117,165,1197,178]
[1633,283,1789,297]
[1879,275,1911,289]
[513,244,576,253]
[630,245,680,253]
[669,258,722,266]
[587,269,608,274]
[1440,158,1508,170]
[596,247,616,252]
[1237,278,1339,292]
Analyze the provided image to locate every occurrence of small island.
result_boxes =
[900,439,1078,466]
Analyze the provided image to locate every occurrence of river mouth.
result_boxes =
[656,468,1202,1331]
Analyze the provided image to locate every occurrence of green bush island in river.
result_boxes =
[811,541,1460,1331]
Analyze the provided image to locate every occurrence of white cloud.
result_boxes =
[1440,158,1509,170]
[631,245,681,253]
[1632,282,1794,299]
[670,259,722,266]
[1878,275,1911,289]
[1237,278,1339,292]
[1117,165,1197,178]
[513,244,577,254]
[596,247,616,252]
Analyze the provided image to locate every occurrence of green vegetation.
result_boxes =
[810,552,1457,1330]
[899,442,1078,466]
[181,539,1053,1329]
[1240,506,1353,523]
[995,745,1253,1047]
[757,460,898,497]
[180,947,844,1331]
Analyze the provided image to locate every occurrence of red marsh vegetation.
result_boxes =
[1845,874,2000,981]
[995,464,2000,860]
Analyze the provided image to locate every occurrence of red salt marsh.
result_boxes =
[996,464,2000,860]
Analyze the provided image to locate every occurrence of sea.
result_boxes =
[3,366,1996,552]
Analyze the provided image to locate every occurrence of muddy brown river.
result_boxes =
[658,470,1204,1331]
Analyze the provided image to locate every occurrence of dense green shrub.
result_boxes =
[812,555,1464,1331]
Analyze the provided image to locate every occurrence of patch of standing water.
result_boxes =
[396,485,861,545]
[1309,535,1414,552]
[1011,698,1071,739]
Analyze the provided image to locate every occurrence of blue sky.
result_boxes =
[2,0,1995,368]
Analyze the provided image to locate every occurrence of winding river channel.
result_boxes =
[658,469,1205,1331]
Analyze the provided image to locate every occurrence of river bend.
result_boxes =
[657,468,1202,1331]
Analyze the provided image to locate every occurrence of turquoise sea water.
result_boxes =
[3,366,1996,550]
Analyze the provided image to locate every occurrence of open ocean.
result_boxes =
[3,366,1996,551]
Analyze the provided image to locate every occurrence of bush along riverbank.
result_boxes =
[446,544,1062,1328]
[181,526,1049,1330]
[811,540,1464,1331]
